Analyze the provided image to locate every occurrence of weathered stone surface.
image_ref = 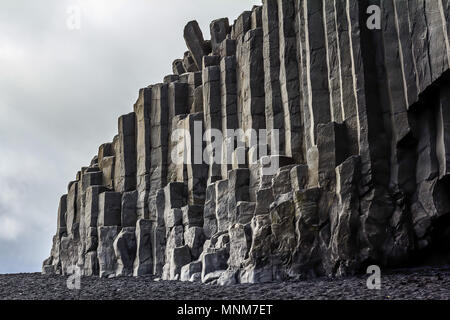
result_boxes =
[182,205,204,228]
[231,11,252,40]
[254,188,274,216]
[169,245,192,280]
[98,143,113,167]
[215,180,229,233]
[184,226,206,259]
[235,201,255,225]
[57,195,67,237]
[173,59,186,75]
[121,191,137,228]
[150,84,170,198]
[114,227,137,276]
[164,74,179,84]
[100,156,115,189]
[201,248,229,283]
[184,113,208,204]
[290,165,308,191]
[85,186,108,228]
[237,28,266,136]
[219,39,236,57]
[98,192,122,227]
[97,226,120,278]
[272,165,296,195]
[152,191,167,276]
[228,223,251,269]
[203,65,222,183]
[66,181,78,236]
[165,208,183,228]
[227,169,250,224]
[134,87,152,219]
[210,18,230,55]
[180,260,202,282]
[44,1,450,285]
[114,112,137,192]
[184,21,210,70]
[270,192,296,281]
[241,215,272,283]
[183,51,198,73]
[203,183,218,239]
[133,219,153,276]
[164,182,188,209]
[83,251,99,276]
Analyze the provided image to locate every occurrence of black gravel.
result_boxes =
[0,267,449,300]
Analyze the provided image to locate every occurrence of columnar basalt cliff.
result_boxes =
[44,0,450,284]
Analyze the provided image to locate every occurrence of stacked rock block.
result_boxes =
[44,0,450,283]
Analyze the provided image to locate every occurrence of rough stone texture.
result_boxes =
[121,191,137,228]
[133,219,153,276]
[97,226,120,278]
[113,227,137,277]
[44,1,450,285]
[184,21,211,70]
[134,87,152,219]
[98,192,122,227]
[210,18,230,55]
[113,112,137,193]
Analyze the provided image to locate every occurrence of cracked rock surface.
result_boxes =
[43,0,450,284]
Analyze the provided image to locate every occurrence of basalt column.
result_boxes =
[43,1,450,284]
[134,87,152,220]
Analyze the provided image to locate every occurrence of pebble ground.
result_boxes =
[0,267,449,300]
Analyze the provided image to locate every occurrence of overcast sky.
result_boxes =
[0,0,261,274]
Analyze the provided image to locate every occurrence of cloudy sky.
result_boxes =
[0,0,261,273]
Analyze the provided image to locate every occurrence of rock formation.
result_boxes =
[43,0,450,284]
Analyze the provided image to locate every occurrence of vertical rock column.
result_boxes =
[234,11,252,128]
[97,191,122,278]
[161,183,189,280]
[203,63,223,183]
[134,87,152,219]
[211,18,230,56]
[220,52,238,179]
[437,83,450,178]
[334,0,359,157]
[167,81,189,184]
[185,112,208,205]
[149,84,170,210]
[323,0,344,123]
[184,20,211,70]
[98,143,115,190]
[113,112,137,193]
[238,27,266,141]
[262,0,285,157]
[296,0,331,166]
[83,185,108,275]
[277,0,303,163]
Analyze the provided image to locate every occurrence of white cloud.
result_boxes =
[0,216,23,241]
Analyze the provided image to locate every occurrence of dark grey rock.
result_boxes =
[210,18,230,55]
[121,191,138,228]
[97,226,120,278]
[98,192,122,227]
[114,227,137,276]
[133,219,153,276]
[184,21,210,70]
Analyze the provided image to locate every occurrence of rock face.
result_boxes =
[44,0,450,283]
